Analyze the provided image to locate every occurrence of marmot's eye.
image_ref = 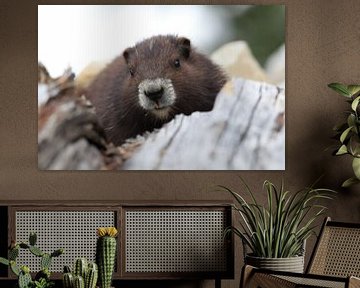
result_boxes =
[174,59,181,68]
[129,67,135,76]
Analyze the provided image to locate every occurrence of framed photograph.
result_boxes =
[38,5,285,170]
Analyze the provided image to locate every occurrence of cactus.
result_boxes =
[21,265,30,274]
[19,243,30,249]
[0,232,64,288]
[51,248,64,257]
[9,246,19,260]
[63,272,74,288]
[74,275,85,288]
[19,271,32,288]
[74,258,88,279]
[41,253,52,270]
[29,245,44,257]
[62,265,74,288]
[64,265,72,273]
[35,268,51,281]
[18,267,32,288]
[63,260,98,288]
[85,263,98,288]
[96,227,118,288]
[29,232,37,246]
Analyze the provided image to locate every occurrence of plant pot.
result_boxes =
[245,254,304,273]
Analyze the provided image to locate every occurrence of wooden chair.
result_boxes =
[241,217,360,288]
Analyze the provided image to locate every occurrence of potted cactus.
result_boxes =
[62,258,98,288]
[96,227,118,288]
[0,232,64,288]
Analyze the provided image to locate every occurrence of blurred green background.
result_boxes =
[236,6,285,66]
[219,5,285,66]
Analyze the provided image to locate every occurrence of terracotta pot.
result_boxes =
[245,254,305,273]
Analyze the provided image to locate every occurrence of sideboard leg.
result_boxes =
[215,278,221,288]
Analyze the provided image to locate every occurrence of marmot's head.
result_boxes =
[122,35,227,120]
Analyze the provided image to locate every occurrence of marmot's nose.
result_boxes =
[144,87,164,101]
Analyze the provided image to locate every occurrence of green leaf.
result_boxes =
[347,114,356,129]
[336,145,348,155]
[351,95,360,111]
[0,257,9,266]
[349,135,360,156]
[342,177,360,188]
[340,126,352,143]
[10,261,20,276]
[222,179,335,258]
[352,157,360,180]
[328,83,351,97]
[348,85,360,97]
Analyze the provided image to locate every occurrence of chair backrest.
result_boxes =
[307,217,360,277]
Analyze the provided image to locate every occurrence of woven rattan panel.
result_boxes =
[310,226,360,277]
[125,210,227,273]
[15,211,115,272]
[250,273,296,288]
[277,275,345,288]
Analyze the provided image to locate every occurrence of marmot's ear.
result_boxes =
[123,47,135,63]
[177,37,191,58]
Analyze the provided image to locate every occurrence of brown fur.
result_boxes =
[86,35,227,145]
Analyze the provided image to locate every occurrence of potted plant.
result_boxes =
[0,232,64,288]
[61,227,117,288]
[220,178,334,273]
[328,83,360,187]
[62,258,98,288]
[96,227,117,288]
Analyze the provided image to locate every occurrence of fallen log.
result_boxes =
[38,64,124,170]
[123,78,285,170]
[38,64,284,170]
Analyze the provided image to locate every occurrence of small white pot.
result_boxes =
[245,254,305,273]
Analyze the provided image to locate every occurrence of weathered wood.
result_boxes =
[38,99,107,170]
[38,62,284,170]
[123,78,285,170]
[38,64,124,170]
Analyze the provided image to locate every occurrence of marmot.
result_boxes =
[85,35,227,145]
